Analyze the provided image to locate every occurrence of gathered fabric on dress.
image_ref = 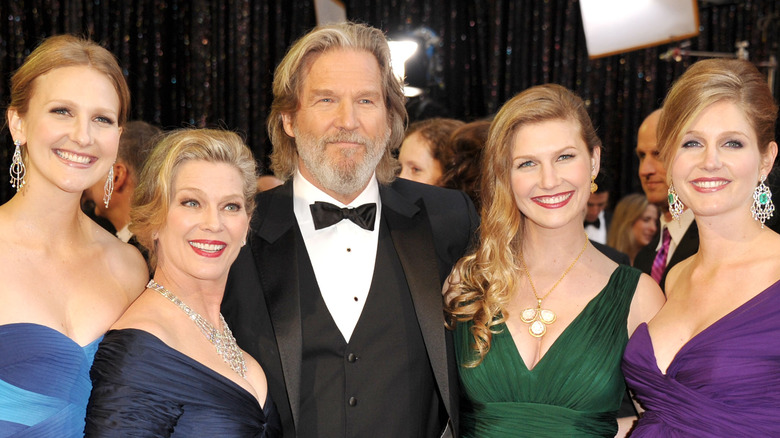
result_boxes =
[455,265,640,438]
[0,323,101,438]
[85,329,281,437]
[623,278,780,437]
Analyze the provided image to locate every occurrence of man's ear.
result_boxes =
[113,162,131,192]
[282,113,295,138]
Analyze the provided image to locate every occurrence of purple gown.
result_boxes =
[622,278,780,437]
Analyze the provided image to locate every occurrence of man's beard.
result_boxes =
[295,127,390,197]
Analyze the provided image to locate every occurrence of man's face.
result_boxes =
[585,191,609,222]
[636,111,668,205]
[282,49,390,202]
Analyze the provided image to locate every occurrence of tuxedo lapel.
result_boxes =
[252,181,303,431]
[379,184,452,419]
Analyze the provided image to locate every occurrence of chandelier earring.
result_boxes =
[9,139,26,192]
[103,164,115,208]
[750,175,774,228]
[667,183,684,221]
[590,167,598,193]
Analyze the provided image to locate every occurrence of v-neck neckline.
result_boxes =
[504,266,621,371]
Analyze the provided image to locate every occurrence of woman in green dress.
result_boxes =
[444,84,664,437]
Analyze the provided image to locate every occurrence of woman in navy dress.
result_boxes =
[85,129,280,437]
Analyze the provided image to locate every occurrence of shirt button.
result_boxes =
[347,353,357,363]
[349,397,357,406]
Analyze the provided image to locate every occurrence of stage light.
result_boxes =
[388,40,423,97]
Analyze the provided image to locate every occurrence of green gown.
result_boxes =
[455,265,640,437]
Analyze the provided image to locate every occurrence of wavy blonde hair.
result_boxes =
[445,84,601,366]
[607,193,652,260]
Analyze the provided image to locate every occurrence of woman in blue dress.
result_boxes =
[0,35,148,437]
[85,129,280,437]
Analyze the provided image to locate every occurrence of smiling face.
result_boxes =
[154,160,249,285]
[632,203,659,247]
[398,131,443,185]
[511,118,599,230]
[670,100,776,223]
[282,49,390,203]
[8,65,121,195]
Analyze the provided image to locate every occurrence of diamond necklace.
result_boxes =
[518,234,589,338]
[147,279,247,378]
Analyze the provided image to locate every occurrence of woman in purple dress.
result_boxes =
[622,58,780,436]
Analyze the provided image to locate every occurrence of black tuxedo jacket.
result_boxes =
[591,240,630,265]
[222,178,479,437]
[633,220,699,292]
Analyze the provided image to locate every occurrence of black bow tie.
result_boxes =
[310,201,377,231]
[584,218,601,228]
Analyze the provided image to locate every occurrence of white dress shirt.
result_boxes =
[116,224,132,243]
[293,170,381,342]
[585,210,607,244]
[656,208,695,266]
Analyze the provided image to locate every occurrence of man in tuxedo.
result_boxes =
[584,174,611,244]
[633,109,699,291]
[222,22,478,438]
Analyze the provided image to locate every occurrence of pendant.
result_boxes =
[520,299,556,338]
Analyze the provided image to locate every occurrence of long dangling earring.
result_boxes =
[751,175,774,228]
[9,139,26,192]
[590,167,598,193]
[668,183,684,221]
[103,164,114,208]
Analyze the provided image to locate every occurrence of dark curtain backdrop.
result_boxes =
[1,0,778,205]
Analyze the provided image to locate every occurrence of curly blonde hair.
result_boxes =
[445,84,601,366]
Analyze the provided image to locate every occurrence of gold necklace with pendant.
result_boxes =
[519,234,589,338]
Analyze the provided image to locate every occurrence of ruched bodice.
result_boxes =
[0,323,101,437]
[623,278,780,437]
[85,329,281,437]
[455,265,640,437]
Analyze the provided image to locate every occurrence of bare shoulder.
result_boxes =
[627,273,666,336]
[111,291,176,345]
[96,228,149,302]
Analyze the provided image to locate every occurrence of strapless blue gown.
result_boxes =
[0,323,101,437]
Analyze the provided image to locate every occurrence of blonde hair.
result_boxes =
[658,59,778,167]
[130,129,257,269]
[607,194,652,260]
[445,84,601,366]
[267,21,406,184]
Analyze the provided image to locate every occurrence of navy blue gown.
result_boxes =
[85,329,281,437]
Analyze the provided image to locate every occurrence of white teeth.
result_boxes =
[693,180,728,189]
[189,241,225,252]
[536,193,572,204]
[56,150,92,164]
